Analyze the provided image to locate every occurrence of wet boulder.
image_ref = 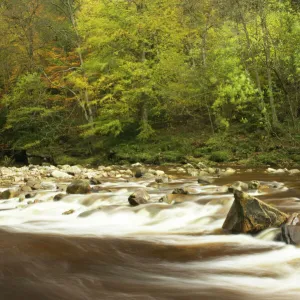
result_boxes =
[248,180,260,190]
[281,213,300,245]
[128,189,151,206]
[89,177,102,185]
[25,193,36,199]
[155,175,169,184]
[0,189,19,199]
[228,181,248,193]
[159,195,173,204]
[223,190,289,234]
[20,185,32,192]
[25,180,41,190]
[66,180,91,194]
[134,168,145,178]
[53,193,66,201]
[172,188,189,195]
[198,176,214,185]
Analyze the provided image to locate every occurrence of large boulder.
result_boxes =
[223,190,288,234]
[128,189,151,206]
[281,213,300,245]
[66,180,91,194]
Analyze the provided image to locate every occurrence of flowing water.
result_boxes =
[1,169,300,300]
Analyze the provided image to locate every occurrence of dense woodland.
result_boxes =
[0,0,300,166]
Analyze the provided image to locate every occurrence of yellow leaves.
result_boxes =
[66,74,89,89]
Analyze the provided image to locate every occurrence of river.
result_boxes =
[1,168,300,299]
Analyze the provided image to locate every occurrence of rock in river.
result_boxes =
[128,189,150,206]
[66,180,91,194]
[172,188,189,195]
[281,213,300,245]
[228,181,248,193]
[223,190,289,234]
[51,170,73,179]
[0,189,19,199]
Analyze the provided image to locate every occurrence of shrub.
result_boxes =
[210,151,231,162]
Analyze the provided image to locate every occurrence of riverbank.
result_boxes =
[3,126,300,169]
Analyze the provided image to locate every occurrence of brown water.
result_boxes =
[1,170,300,300]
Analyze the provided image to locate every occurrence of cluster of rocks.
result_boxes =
[0,164,134,187]
[266,168,300,175]
[168,163,236,178]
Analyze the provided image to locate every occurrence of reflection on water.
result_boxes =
[1,170,300,299]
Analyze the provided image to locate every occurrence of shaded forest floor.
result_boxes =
[44,125,300,168]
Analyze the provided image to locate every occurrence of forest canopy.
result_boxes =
[0,0,300,165]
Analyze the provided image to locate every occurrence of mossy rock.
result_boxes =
[66,180,91,194]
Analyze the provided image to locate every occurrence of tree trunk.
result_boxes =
[67,0,93,124]
[260,12,278,127]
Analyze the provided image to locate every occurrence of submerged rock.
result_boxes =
[128,189,150,206]
[53,193,66,201]
[66,180,91,194]
[223,190,289,234]
[62,209,75,215]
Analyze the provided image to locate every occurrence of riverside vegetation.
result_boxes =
[0,0,300,167]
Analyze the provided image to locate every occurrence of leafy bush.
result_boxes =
[210,151,231,162]
[0,155,15,167]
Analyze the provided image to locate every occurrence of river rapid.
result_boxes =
[1,167,300,300]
